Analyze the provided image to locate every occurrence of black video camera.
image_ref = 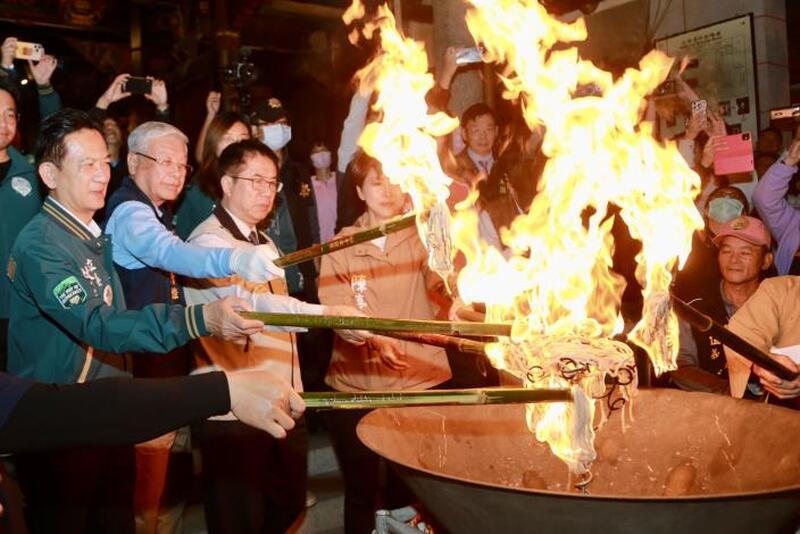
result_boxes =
[222,61,256,87]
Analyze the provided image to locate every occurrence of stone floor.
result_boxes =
[294,430,346,534]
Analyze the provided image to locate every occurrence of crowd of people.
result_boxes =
[1,33,800,534]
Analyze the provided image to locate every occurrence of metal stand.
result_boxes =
[374,506,430,534]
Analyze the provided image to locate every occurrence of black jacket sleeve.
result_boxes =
[0,372,230,453]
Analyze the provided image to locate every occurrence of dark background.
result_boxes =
[2,0,796,159]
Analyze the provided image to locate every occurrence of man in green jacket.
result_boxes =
[0,81,44,373]
[0,36,63,371]
[6,108,266,533]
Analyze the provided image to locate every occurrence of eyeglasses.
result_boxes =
[135,152,193,175]
[229,174,283,193]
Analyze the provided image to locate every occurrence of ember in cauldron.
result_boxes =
[357,389,800,534]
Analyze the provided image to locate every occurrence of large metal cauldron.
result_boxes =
[356,389,800,534]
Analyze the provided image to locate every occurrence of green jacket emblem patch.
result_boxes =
[53,276,88,309]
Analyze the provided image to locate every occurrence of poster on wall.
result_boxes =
[655,15,757,139]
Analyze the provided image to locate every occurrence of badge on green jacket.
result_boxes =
[53,276,88,309]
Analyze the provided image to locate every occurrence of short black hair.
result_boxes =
[348,151,383,190]
[461,102,496,128]
[0,78,20,108]
[36,108,101,167]
[215,139,279,198]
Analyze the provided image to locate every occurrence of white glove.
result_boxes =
[229,245,285,282]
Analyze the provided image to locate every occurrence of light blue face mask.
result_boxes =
[707,197,744,224]
[259,124,292,151]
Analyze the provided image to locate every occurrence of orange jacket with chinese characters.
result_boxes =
[318,213,452,392]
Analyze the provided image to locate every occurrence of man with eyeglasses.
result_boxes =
[182,138,361,533]
[101,121,289,532]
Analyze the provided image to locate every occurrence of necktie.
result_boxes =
[479,160,490,175]
[248,230,260,246]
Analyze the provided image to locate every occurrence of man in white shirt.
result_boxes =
[183,138,358,533]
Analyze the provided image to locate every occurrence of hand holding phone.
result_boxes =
[123,76,153,95]
[1,38,16,68]
[684,99,708,139]
[713,132,754,176]
[455,46,484,66]
[14,41,43,61]
[691,99,707,117]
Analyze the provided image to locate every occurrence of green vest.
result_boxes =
[7,197,208,384]
[0,147,42,319]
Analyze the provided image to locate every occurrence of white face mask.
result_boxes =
[259,124,292,151]
[310,150,332,170]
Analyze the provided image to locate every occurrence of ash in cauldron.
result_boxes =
[357,389,800,534]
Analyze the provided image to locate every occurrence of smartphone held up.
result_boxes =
[689,99,708,130]
[14,41,43,61]
[455,46,484,66]
[123,77,153,95]
[713,132,754,176]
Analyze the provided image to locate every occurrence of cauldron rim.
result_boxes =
[356,391,800,502]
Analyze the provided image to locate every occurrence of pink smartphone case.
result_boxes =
[713,133,754,175]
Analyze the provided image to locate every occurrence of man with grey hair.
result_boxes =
[103,121,283,533]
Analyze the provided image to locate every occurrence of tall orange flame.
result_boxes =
[456,0,702,474]
[344,0,702,476]
[344,0,458,278]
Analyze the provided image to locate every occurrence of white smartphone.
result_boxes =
[455,46,484,66]
[14,41,44,61]
[691,99,707,116]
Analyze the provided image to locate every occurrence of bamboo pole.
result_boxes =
[242,312,512,337]
[301,387,572,410]
[383,331,487,356]
[274,213,418,268]
[670,294,799,380]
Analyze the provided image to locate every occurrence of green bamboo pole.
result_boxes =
[241,312,512,337]
[301,387,572,410]
[274,213,418,268]
[383,331,487,356]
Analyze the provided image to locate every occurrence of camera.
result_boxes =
[221,48,260,114]
[222,61,256,87]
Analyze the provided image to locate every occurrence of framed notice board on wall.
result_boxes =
[655,15,758,138]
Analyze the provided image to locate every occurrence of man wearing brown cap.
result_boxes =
[724,224,800,402]
[671,215,773,394]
